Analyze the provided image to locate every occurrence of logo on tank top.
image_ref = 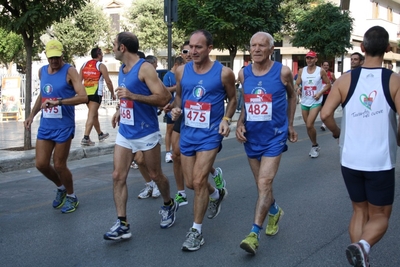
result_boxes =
[359,90,377,110]
[192,84,206,99]
[251,87,266,94]
[43,84,53,95]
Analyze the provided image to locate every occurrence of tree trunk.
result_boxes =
[23,36,33,150]
[229,46,237,72]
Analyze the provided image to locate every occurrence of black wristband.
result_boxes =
[58,98,62,106]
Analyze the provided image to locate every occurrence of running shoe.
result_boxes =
[159,200,178,228]
[309,146,320,158]
[320,123,326,131]
[213,167,225,189]
[103,219,132,240]
[81,138,95,146]
[175,193,188,206]
[240,232,259,255]
[152,183,161,198]
[182,228,205,251]
[98,132,110,142]
[165,152,173,163]
[61,196,79,213]
[346,242,370,267]
[266,207,284,236]
[52,188,67,209]
[207,188,227,219]
[130,161,139,169]
[138,183,153,199]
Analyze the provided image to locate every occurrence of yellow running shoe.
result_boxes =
[240,232,259,255]
[266,207,284,236]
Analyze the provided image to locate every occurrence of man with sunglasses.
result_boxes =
[80,47,115,146]
[24,39,88,213]
[295,51,331,158]
[104,32,178,241]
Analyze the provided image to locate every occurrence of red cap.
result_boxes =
[306,51,317,58]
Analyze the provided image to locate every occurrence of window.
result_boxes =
[372,2,379,19]
[387,7,393,22]
[110,13,120,32]
[216,56,231,68]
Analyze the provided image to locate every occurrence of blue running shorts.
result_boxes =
[37,127,75,143]
[180,138,222,157]
[244,140,288,160]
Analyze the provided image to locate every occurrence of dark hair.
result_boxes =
[351,52,364,62]
[362,26,389,57]
[145,55,157,64]
[175,56,184,65]
[91,48,102,59]
[181,40,189,50]
[117,32,139,53]
[137,51,145,59]
[190,29,213,46]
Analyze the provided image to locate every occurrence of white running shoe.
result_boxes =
[309,146,320,158]
[130,161,138,169]
[138,183,153,199]
[165,152,173,163]
[152,183,161,198]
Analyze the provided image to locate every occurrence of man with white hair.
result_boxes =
[236,32,298,255]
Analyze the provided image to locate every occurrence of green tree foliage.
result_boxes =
[176,0,284,69]
[0,28,23,69]
[52,2,112,64]
[276,0,321,41]
[0,0,86,149]
[291,2,353,58]
[126,0,186,54]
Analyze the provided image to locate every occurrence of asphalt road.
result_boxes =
[1,119,399,267]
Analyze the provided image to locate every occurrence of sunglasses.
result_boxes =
[182,49,189,54]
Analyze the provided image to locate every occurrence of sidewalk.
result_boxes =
[0,103,339,173]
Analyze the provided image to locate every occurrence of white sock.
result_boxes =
[149,181,156,187]
[209,188,219,200]
[66,193,76,198]
[359,239,370,254]
[192,223,202,233]
[57,185,65,190]
[178,190,186,197]
[211,169,218,177]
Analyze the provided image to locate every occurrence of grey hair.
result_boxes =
[250,32,274,48]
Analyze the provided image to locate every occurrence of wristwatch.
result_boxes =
[57,97,62,106]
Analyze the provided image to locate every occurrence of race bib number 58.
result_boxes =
[184,100,211,128]
[244,94,272,121]
[42,97,62,119]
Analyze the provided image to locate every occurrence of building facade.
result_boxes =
[88,0,400,77]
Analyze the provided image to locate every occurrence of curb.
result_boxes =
[0,143,116,173]
[0,109,340,173]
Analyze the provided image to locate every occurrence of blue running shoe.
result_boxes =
[104,220,132,240]
[61,196,79,213]
[159,200,178,228]
[52,189,67,209]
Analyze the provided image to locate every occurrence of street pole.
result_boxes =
[167,0,172,70]
[164,0,178,70]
